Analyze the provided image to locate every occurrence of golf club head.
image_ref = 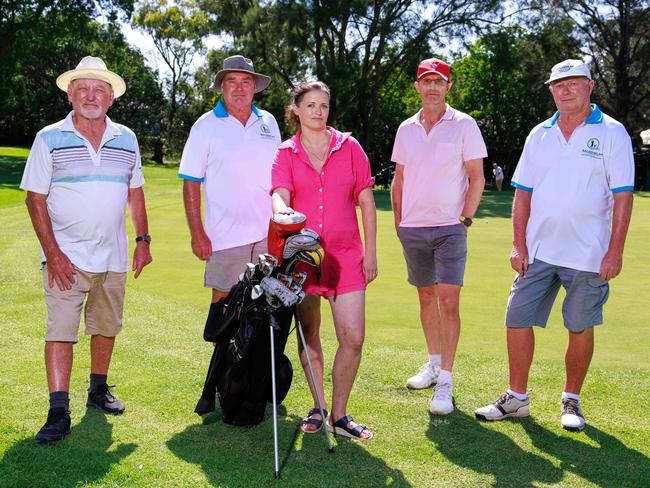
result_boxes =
[288,281,302,294]
[251,284,263,300]
[282,228,320,260]
[291,271,307,285]
[277,273,293,288]
[258,254,277,276]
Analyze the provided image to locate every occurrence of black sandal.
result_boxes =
[300,408,328,433]
[328,415,374,440]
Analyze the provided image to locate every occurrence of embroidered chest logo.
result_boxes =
[260,123,275,140]
[581,137,603,159]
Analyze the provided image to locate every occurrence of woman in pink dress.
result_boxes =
[271,81,377,440]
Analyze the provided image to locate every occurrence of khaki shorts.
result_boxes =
[43,267,126,342]
[204,239,267,291]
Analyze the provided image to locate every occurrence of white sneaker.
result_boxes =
[406,363,440,389]
[475,392,530,421]
[429,382,454,415]
[560,398,586,431]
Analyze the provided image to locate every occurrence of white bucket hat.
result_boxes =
[546,59,592,84]
[210,55,271,93]
[56,56,126,98]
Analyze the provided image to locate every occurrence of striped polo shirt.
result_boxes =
[20,111,144,273]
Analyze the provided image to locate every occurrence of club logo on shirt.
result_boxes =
[260,123,275,140]
[582,138,603,159]
[587,138,600,150]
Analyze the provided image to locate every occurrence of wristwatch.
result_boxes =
[135,234,152,243]
[459,216,473,227]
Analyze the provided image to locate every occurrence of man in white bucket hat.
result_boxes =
[475,59,634,431]
[20,56,152,444]
[179,55,280,315]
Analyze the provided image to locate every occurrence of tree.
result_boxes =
[543,0,650,139]
[448,22,581,179]
[133,0,211,152]
[0,11,165,151]
[200,0,502,171]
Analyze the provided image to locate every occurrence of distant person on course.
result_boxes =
[21,56,153,444]
[493,163,504,191]
[178,55,281,310]
[391,58,487,415]
[475,59,634,432]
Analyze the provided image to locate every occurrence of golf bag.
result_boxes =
[195,214,324,427]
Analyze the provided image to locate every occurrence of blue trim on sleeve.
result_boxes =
[511,181,533,192]
[178,173,204,182]
[611,186,633,193]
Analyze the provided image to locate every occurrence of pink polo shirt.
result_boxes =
[271,128,374,297]
[391,105,487,227]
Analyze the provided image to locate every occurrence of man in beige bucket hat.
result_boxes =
[179,55,280,315]
[21,56,152,444]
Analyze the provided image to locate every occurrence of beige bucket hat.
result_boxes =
[56,56,126,98]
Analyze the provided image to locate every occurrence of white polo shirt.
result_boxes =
[391,105,488,227]
[179,102,281,251]
[512,105,635,273]
[20,111,144,273]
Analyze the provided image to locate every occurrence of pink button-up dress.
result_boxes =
[271,128,374,297]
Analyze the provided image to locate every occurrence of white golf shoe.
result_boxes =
[429,382,454,415]
[560,398,586,431]
[406,363,440,389]
[475,391,530,421]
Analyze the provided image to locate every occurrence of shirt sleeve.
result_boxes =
[391,124,407,165]
[462,118,488,161]
[606,126,635,193]
[129,133,145,189]
[270,147,294,196]
[20,132,53,195]
[511,131,536,192]
[178,119,209,182]
[350,137,374,202]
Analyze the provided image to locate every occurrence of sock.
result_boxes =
[428,354,441,368]
[507,388,528,401]
[438,369,452,385]
[90,373,108,391]
[562,391,580,401]
[49,391,69,410]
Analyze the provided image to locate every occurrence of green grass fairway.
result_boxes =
[1,147,649,487]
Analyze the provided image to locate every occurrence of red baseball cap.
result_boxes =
[416,58,450,81]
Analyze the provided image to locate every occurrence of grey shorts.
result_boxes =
[505,260,609,332]
[204,238,267,291]
[397,224,467,287]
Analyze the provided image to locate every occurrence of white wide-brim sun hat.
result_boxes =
[56,56,126,98]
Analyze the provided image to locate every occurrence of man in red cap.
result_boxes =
[391,57,487,415]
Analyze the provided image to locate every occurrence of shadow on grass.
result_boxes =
[0,155,26,190]
[522,418,650,485]
[427,410,561,486]
[168,406,411,487]
[0,409,137,487]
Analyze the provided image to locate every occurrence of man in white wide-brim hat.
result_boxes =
[476,59,635,432]
[178,55,280,317]
[20,56,152,444]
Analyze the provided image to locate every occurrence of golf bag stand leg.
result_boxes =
[295,309,334,453]
[269,313,281,480]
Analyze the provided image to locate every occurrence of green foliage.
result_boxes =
[448,23,581,179]
[199,0,502,171]
[0,10,165,148]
